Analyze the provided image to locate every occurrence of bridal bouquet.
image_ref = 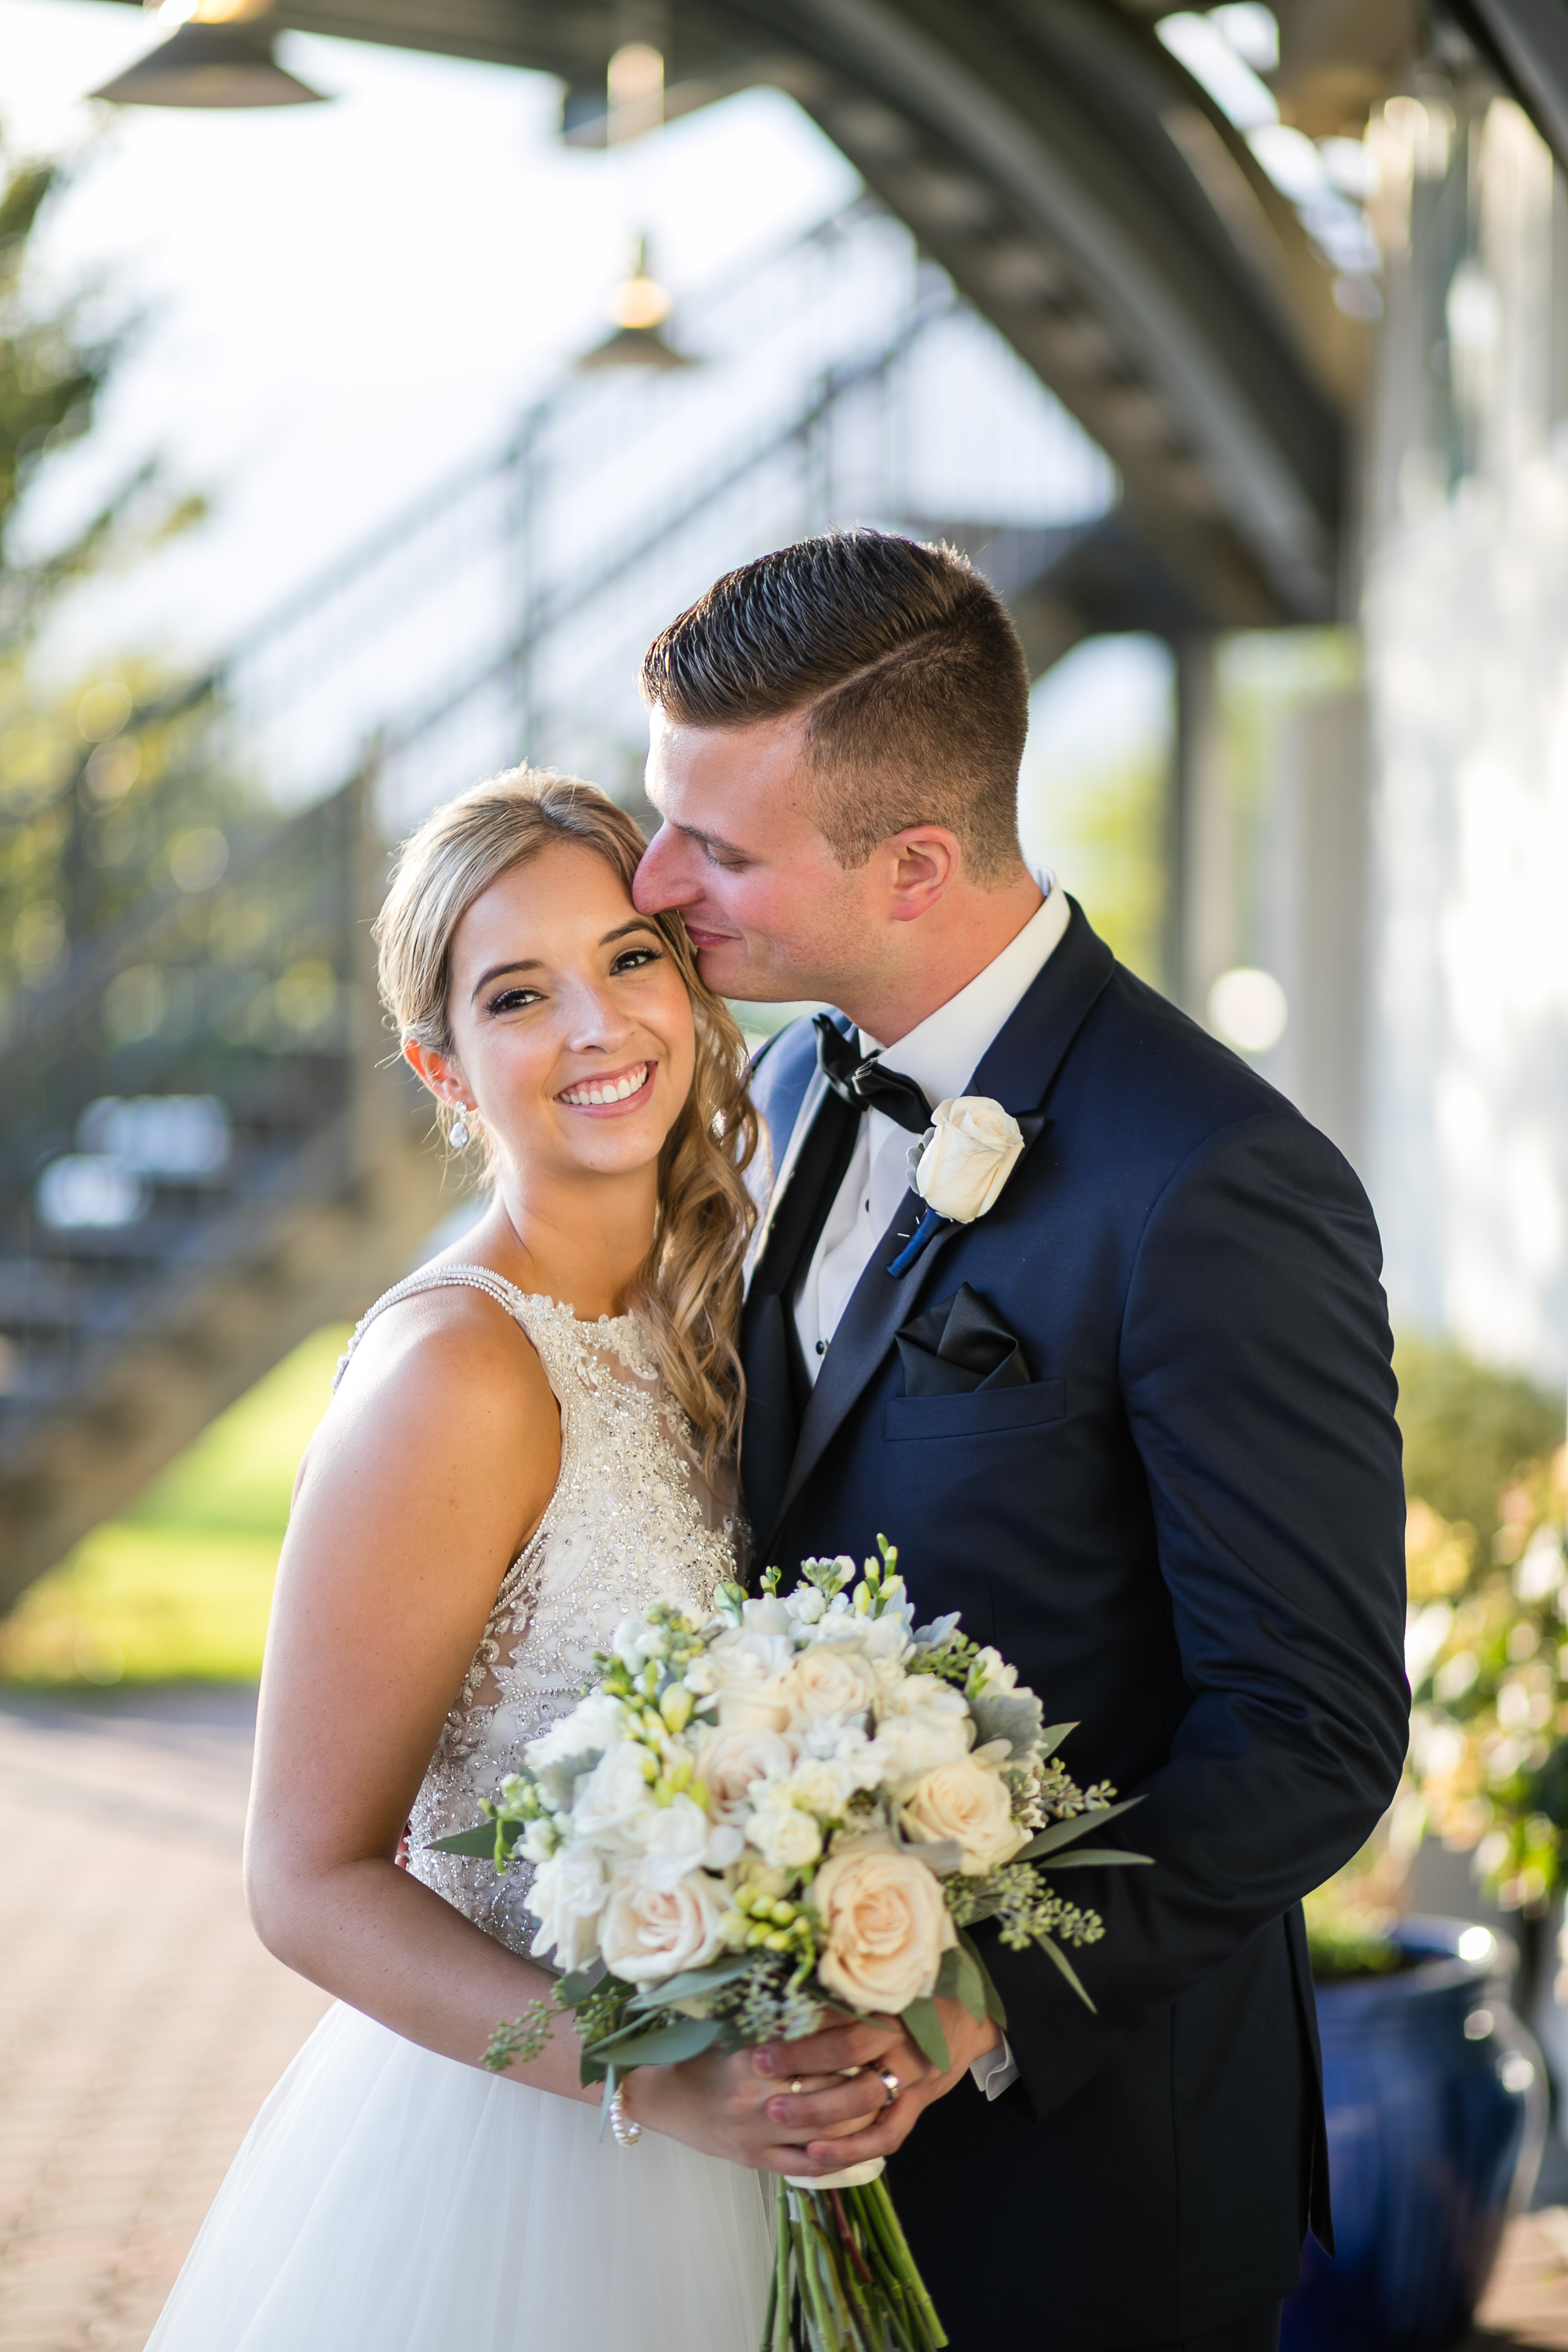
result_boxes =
[434,1541,1146,2352]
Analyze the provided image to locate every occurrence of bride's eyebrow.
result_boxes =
[469,922,661,1000]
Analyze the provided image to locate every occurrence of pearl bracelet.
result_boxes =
[609,2080,643,2149]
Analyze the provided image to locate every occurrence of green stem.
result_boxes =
[867,2179,948,2352]
[770,2179,793,2352]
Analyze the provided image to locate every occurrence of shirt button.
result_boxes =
[815,1341,826,1355]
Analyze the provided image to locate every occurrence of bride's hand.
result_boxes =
[628,2043,887,2175]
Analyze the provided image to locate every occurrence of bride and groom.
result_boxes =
[147,530,1408,2352]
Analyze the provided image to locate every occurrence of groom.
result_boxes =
[633,531,1407,2352]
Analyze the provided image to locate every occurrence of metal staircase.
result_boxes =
[0,199,1113,1606]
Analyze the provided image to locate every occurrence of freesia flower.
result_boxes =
[570,1743,656,1852]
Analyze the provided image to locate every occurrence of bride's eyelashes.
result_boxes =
[481,945,665,1019]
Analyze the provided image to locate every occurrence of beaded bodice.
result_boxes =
[333,1265,740,1955]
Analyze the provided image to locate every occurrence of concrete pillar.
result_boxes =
[1169,636,1233,1017]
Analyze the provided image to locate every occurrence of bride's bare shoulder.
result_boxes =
[294,1276,559,1525]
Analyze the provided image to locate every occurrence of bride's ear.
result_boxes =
[403,1036,473,1117]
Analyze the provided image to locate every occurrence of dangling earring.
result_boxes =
[449,1109,470,1150]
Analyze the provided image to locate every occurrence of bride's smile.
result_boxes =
[408,837,697,1206]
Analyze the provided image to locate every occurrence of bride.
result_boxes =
[147,770,884,2351]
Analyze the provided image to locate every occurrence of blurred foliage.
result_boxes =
[0,1325,347,1686]
[1396,1334,1566,1568]
[1303,1879,1402,1983]
[0,139,202,644]
[0,131,252,1039]
[1314,1340,1567,1925]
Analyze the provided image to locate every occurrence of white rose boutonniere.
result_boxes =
[910,1096,1026,1224]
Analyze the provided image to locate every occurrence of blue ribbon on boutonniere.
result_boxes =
[886,1104,1046,1278]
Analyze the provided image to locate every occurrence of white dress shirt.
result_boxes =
[792,869,1069,1380]
[784,866,1070,2106]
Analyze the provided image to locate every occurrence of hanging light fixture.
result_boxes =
[90,2,327,108]
[580,234,693,371]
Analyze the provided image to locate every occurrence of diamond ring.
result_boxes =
[878,2067,900,2106]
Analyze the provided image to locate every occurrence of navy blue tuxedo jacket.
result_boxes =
[740,902,1408,2352]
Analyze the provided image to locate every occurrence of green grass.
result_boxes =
[0,1324,348,1689]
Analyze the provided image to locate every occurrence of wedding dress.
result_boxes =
[146,1267,774,2352]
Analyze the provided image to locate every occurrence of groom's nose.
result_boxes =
[633,825,696,912]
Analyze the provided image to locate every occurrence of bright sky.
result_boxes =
[0,0,1167,835]
[3,1,857,672]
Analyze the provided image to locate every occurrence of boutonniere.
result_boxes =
[887,1097,1028,1277]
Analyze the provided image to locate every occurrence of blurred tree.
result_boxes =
[0,136,252,1027]
[1396,1335,1566,1567]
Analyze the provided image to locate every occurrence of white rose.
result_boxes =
[570,1743,655,1852]
[914,1097,1025,1224]
[902,1759,1029,1875]
[784,1587,827,1626]
[876,1672,972,1726]
[749,1792,824,1870]
[707,1627,796,1730]
[527,1847,608,1971]
[783,1646,877,1725]
[641,1794,713,1890]
[600,1865,726,1984]
[865,1709,972,1795]
[694,1724,798,1822]
[741,1596,794,1636]
[813,1845,957,2015]
[524,1690,625,1770]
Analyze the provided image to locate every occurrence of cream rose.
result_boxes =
[813,1845,956,2016]
[914,1097,1025,1224]
[864,1707,972,1794]
[599,1864,726,1984]
[902,1759,1029,1874]
[694,1724,798,1822]
[782,1645,876,1725]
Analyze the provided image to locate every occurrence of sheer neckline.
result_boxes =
[432,1264,642,1335]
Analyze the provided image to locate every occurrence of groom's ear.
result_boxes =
[883,826,963,924]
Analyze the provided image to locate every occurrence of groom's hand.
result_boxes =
[754,1999,1003,2171]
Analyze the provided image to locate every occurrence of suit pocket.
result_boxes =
[882,1381,1066,1442]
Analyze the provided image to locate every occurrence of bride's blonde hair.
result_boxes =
[375,768,759,1476]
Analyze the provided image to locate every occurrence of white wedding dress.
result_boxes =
[146,1267,774,2352]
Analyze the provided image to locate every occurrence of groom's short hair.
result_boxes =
[641,531,1029,885]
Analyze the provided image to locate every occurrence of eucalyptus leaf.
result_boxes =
[557,1962,607,2007]
[1039,1933,1097,2012]
[900,1996,951,2072]
[1016,1796,1144,1862]
[585,2014,724,2069]
[969,1689,1044,1760]
[1036,1846,1152,1869]
[1036,1721,1077,1757]
[953,1943,988,2024]
[627,1953,765,2012]
[426,1823,501,1859]
[959,1930,1008,2030]
[934,1948,962,2002]
[901,1834,963,1876]
[534,1750,601,1813]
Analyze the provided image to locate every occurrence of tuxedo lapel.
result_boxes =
[760,900,1115,1557]
[740,1051,861,1545]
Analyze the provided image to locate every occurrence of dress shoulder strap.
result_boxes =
[331,1263,532,1392]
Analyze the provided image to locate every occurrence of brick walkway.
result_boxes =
[0,1690,328,2352]
[3,1688,1568,2351]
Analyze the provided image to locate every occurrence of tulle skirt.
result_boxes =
[145,2001,775,2351]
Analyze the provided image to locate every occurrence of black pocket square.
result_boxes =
[896,1284,1030,1397]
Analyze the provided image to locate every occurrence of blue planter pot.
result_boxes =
[1281,1916,1547,2352]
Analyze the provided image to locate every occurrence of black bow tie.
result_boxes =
[813,1014,932,1137]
